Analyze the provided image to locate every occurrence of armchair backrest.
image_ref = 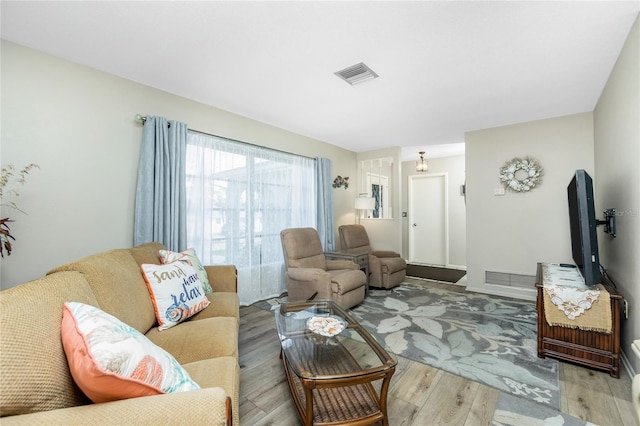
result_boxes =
[280,227,327,270]
[339,225,372,254]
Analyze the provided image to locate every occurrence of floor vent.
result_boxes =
[485,271,535,289]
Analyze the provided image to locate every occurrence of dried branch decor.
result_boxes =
[1,163,40,257]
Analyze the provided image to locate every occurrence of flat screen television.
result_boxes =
[567,169,601,286]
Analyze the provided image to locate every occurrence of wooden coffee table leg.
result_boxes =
[379,368,395,426]
[302,379,314,426]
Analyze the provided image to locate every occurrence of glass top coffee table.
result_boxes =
[275,300,396,426]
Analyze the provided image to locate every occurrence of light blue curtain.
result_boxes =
[134,116,188,251]
[315,157,335,251]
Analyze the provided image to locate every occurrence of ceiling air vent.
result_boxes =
[335,62,379,85]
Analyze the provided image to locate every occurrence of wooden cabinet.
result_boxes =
[536,263,622,378]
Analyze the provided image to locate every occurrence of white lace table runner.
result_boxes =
[542,263,601,320]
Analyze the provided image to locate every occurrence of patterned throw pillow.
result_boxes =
[141,262,210,330]
[159,248,213,294]
[60,302,200,403]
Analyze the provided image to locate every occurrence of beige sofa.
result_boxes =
[0,242,240,426]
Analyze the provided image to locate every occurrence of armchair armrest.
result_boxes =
[286,268,332,301]
[326,259,359,270]
[204,265,237,293]
[1,388,231,426]
[286,268,329,282]
[371,251,400,258]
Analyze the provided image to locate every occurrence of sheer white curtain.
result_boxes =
[185,131,316,305]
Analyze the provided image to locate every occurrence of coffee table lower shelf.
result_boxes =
[281,349,392,426]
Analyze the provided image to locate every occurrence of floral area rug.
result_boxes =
[350,282,561,409]
[491,393,589,426]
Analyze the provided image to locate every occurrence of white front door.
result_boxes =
[408,173,448,266]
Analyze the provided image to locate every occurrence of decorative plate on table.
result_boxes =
[307,315,346,337]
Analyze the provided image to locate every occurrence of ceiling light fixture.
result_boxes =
[416,151,428,172]
[335,62,379,86]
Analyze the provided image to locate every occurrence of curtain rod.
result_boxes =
[135,114,315,161]
[136,114,173,128]
[135,114,148,124]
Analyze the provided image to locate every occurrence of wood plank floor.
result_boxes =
[238,280,637,426]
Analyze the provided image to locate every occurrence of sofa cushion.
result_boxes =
[141,262,210,331]
[128,241,166,266]
[189,292,240,322]
[61,302,200,403]
[0,272,96,416]
[183,356,240,426]
[159,248,213,294]
[145,317,238,364]
[49,249,157,334]
[0,388,230,425]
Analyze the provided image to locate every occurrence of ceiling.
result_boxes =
[1,1,638,161]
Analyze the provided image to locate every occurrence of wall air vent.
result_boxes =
[335,62,379,85]
[485,271,535,289]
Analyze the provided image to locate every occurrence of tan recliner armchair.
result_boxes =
[339,224,406,290]
[280,227,366,309]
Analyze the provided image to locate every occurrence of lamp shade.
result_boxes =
[355,196,375,210]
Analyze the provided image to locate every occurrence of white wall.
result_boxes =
[0,41,357,288]
[594,15,639,376]
[465,112,595,300]
[401,155,466,267]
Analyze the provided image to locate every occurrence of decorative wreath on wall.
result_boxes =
[499,157,543,192]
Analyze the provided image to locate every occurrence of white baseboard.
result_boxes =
[447,263,467,270]
[621,348,638,380]
[465,282,537,301]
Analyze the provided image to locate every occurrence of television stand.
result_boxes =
[535,262,622,378]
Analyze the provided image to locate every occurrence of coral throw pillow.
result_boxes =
[159,248,213,294]
[61,302,200,403]
[141,262,210,330]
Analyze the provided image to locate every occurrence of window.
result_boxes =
[359,157,394,219]
[185,131,316,304]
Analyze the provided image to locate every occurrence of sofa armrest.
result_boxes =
[1,388,231,426]
[204,265,237,293]
[326,259,358,270]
